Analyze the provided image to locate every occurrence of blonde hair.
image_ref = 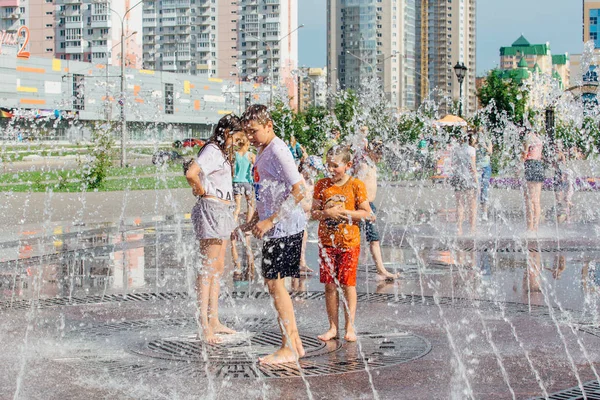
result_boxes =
[327,145,352,163]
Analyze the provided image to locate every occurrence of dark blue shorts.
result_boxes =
[261,231,303,280]
[363,202,380,243]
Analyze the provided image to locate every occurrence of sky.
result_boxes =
[298,0,582,76]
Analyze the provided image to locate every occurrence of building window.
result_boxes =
[591,16,598,25]
[592,32,598,40]
[165,83,174,114]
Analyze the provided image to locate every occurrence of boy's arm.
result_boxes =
[341,201,371,223]
[252,180,305,239]
[239,210,259,232]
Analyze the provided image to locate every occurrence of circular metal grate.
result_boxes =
[64,317,431,379]
[133,331,332,363]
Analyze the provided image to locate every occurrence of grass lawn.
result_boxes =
[0,164,186,192]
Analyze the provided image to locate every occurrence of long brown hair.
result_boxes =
[200,113,242,167]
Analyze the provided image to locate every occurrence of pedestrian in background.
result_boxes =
[476,129,493,221]
[450,132,478,235]
[522,129,544,232]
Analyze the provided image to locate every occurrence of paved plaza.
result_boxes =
[1,185,600,399]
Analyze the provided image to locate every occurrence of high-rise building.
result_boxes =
[142,0,238,78]
[327,0,407,110]
[328,0,476,115]
[419,0,477,116]
[238,0,299,106]
[584,0,600,47]
[0,0,55,59]
[54,0,142,67]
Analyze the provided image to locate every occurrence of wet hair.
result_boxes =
[368,140,384,157]
[198,113,241,168]
[241,104,272,126]
[327,145,352,163]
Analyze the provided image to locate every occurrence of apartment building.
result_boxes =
[53,0,142,67]
[142,0,238,78]
[238,0,299,106]
[584,0,600,47]
[328,0,475,115]
[0,0,55,59]
[327,0,408,110]
[297,67,326,112]
[420,0,477,116]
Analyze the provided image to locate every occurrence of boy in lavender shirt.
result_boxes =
[239,105,307,364]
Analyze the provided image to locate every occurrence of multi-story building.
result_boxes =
[327,0,476,115]
[498,35,570,89]
[297,67,326,112]
[584,0,600,47]
[238,0,299,107]
[54,0,142,67]
[327,0,407,110]
[419,0,477,116]
[142,0,238,78]
[0,0,55,59]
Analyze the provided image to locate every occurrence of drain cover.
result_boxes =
[132,331,333,362]
[63,317,431,379]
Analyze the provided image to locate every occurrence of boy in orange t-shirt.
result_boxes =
[311,145,372,342]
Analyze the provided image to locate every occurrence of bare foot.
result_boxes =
[258,347,298,365]
[376,270,400,281]
[317,328,338,342]
[197,332,223,344]
[210,322,236,335]
[294,335,305,358]
[344,329,357,342]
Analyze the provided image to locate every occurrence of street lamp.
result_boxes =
[104,32,136,121]
[96,0,144,167]
[453,61,468,117]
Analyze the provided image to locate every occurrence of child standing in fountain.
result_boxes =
[239,104,307,365]
[312,145,372,342]
[185,114,241,344]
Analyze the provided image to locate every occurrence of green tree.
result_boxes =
[298,106,330,154]
[395,114,425,145]
[477,70,528,127]
[333,89,358,137]
[80,121,115,189]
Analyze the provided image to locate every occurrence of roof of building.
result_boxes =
[552,54,569,65]
[512,35,531,47]
[518,57,528,68]
[500,35,551,57]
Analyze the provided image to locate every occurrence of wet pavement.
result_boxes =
[0,212,600,399]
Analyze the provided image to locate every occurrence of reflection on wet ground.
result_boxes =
[1,220,599,314]
[1,219,600,399]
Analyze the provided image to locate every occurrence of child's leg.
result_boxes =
[233,193,242,222]
[341,284,357,342]
[340,247,360,342]
[208,240,235,334]
[260,277,305,364]
[197,239,233,343]
[318,283,339,341]
[259,233,305,365]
